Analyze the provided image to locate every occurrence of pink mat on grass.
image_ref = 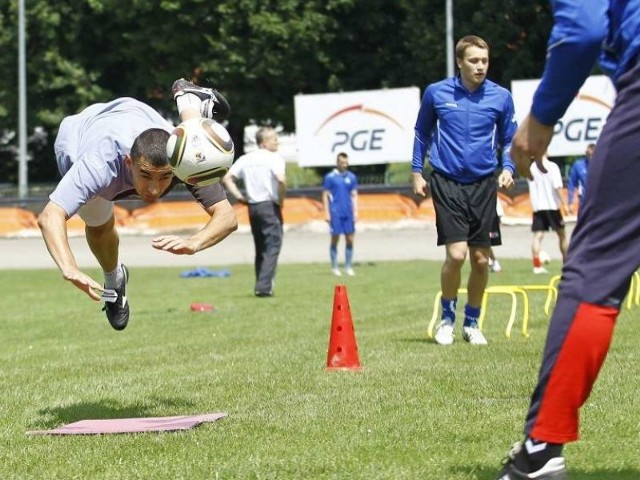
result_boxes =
[26,413,227,435]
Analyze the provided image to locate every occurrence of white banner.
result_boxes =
[294,87,421,167]
[512,75,616,156]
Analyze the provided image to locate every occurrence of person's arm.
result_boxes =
[566,164,577,213]
[222,172,247,204]
[512,0,607,177]
[275,159,286,206]
[151,198,237,254]
[557,187,569,215]
[411,86,436,196]
[276,174,286,206]
[496,92,516,191]
[322,189,331,222]
[531,0,607,126]
[37,201,104,301]
[351,188,358,222]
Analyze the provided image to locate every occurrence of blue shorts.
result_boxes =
[330,216,355,235]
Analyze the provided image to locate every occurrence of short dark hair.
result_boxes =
[256,127,276,147]
[337,152,348,161]
[455,35,489,60]
[130,128,170,167]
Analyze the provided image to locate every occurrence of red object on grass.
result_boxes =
[190,302,214,312]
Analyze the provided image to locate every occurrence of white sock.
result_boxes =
[104,264,124,289]
[175,93,202,117]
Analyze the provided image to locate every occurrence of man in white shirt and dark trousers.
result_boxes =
[223,127,286,297]
[527,157,568,274]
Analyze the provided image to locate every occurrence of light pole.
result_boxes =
[446,0,454,78]
[18,0,28,199]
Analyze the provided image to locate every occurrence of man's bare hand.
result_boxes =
[498,170,515,190]
[412,172,428,197]
[62,268,104,301]
[152,235,198,255]
[511,113,555,179]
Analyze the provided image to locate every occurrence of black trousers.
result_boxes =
[248,201,283,294]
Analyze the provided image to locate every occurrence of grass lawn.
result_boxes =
[1,259,639,479]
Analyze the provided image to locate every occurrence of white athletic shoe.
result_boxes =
[497,441,567,479]
[490,259,502,273]
[434,321,455,345]
[345,268,355,276]
[533,266,549,274]
[462,326,488,345]
[332,268,342,277]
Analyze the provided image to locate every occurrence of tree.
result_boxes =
[0,0,555,187]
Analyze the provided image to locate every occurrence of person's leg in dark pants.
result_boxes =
[249,206,265,284]
[252,202,283,295]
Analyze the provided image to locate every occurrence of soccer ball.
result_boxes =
[166,117,234,186]
[539,251,551,264]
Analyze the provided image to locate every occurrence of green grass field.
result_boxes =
[1,260,639,479]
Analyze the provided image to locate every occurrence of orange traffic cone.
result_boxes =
[326,285,362,370]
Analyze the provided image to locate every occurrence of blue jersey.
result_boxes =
[567,157,589,205]
[532,0,640,125]
[323,169,357,218]
[411,75,516,183]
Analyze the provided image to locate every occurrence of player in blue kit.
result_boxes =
[322,152,358,276]
[497,1,640,478]
[567,143,594,217]
[412,35,516,346]
[37,80,236,331]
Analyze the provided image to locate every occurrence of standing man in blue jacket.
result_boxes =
[567,142,595,216]
[412,35,516,346]
[497,2,640,479]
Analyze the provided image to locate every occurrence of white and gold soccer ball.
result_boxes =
[166,117,234,186]
[539,251,551,264]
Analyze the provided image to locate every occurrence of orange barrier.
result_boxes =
[357,193,417,222]
[503,193,533,218]
[414,197,436,221]
[130,201,208,230]
[66,205,131,232]
[0,207,38,235]
[233,198,323,225]
[0,190,560,238]
[283,197,324,224]
[234,204,249,225]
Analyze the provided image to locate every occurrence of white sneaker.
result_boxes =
[533,266,548,274]
[434,321,455,345]
[490,260,502,273]
[462,326,488,345]
[345,268,355,276]
[332,268,342,277]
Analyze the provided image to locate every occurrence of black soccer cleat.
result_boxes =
[171,78,230,122]
[102,265,130,331]
[496,441,567,479]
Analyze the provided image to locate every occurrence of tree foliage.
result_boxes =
[0,0,554,185]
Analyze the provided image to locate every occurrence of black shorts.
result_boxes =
[532,210,565,232]
[430,171,497,247]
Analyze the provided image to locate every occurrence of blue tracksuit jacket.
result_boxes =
[411,75,516,184]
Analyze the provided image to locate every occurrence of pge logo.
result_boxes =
[315,104,404,152]
[553,93,612,142]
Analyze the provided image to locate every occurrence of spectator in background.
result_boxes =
[488,195,504,273]
[223,127,286,297]
[322,152,359,276]
[527,156,569,274]
[567,142,595,216]
[412,35,516,346]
